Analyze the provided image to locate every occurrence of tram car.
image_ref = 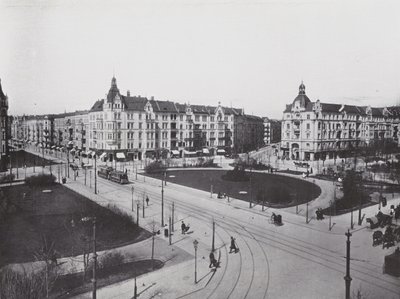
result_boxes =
[97,166,113,180]
[109,170,129,184]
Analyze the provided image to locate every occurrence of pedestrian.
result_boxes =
[181,221,187,234]
[146,196,149,206]
[229,236,237,253]
[209,251,215,268]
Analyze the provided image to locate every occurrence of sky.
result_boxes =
[1,0,400,119]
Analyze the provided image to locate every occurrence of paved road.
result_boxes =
[18,148,400,299]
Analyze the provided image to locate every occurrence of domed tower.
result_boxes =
[299,81,306,95]
[292,81,311,111]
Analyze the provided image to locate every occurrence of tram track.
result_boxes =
[75,174,399,297]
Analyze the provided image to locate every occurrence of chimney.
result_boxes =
[127,90,130,97]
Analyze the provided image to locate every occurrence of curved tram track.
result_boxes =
[75,174,399,298]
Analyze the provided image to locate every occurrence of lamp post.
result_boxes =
[136,200,140,226]
[193,239,199,284]
[94,154,97,194]
[344,229,352,299]
[161,176,164,227]
[131,186,135,212]
[249,166,253,208]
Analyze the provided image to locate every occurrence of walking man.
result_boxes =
[181,221,187,234]
[229,236,237,253]
[209,251,215,268]
[146,196,149,206]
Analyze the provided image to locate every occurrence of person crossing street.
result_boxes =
[229,236,238,253]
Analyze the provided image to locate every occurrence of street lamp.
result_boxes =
[131,186,134,212]
[161,175,164,227]
[136,200,140,226]
[193,239,199,283]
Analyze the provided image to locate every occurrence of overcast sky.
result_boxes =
[1,0,400,119]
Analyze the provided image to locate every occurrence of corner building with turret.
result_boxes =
[281,82,400,161]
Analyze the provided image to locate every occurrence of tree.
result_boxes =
[33,235,59,298]
[341,170,365,209]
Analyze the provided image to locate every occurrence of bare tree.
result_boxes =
[32,235,59,298]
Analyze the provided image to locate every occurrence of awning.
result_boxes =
[68,141,73,145]
[217,149,225,154]
[171,150,180,155]
[70,149,76,154]
[202,148,210,154]
[99,153,107,159]
[38,144,42,148]
[116,152,126,159]
[184,150,197,155]
[51,145,56,149]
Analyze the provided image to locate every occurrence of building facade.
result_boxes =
[281,82,400,161]
[263,117,281,145]
[234,114,264,153]
[0,80,9,171]
[87,77,242,161]
[11,76,270,161]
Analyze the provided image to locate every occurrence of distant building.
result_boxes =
[234,114,264,153]
[281,82,400,161]
[0,79,9,171]
[263,117,281,145]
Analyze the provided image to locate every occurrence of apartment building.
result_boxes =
[0,79,9,171]
[263,117,281,145]
[88,77,242,161]
[11,77,271,161]
[234,114,264,153]
[281,82,400,161]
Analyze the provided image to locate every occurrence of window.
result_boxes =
[195,115,200,122]
[202,116,207,122]
[307,114,310,119]
[210,116,215,122]
[306,123,310,130]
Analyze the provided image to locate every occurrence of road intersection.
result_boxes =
[18,148,400,298]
